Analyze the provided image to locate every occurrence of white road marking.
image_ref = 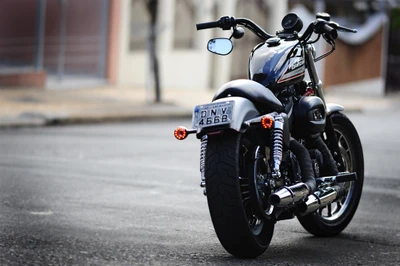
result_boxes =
[30,211,53,216]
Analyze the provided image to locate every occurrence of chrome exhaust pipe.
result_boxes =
[269,182,309,207]
[298,185,345,215]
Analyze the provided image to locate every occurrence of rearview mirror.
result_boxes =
[207,38,233,56]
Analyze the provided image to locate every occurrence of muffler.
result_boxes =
[297,184,346,215]
[269,182,309,207]
[269,137,318,208]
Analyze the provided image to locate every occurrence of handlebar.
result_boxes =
[336,25,357,33]
[196,21,220,30]
[196,16,274,41]
[196,15,356,44]
[322,24,338,39]
[299,19,356,43]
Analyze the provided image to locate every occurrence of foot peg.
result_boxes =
[316,172,357,184]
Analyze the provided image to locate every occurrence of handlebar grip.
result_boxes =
[196,21,220,30]
[323,24,338,40]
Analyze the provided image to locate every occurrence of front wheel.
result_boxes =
[205,130,274,258]
[298,112,364,236]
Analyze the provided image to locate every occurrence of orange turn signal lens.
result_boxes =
[261,115,274,129]
[174,126,189,140]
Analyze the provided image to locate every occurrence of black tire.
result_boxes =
[298,112,364,236]
[205,130,274,258]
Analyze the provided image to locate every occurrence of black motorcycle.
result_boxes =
[174,12,364,258]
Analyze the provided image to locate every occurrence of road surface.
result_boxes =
[0,111,399,265]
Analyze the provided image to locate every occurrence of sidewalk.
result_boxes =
[0,79,398,128]
[0,86,205,127]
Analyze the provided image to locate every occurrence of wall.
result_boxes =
[44,0,105,75]
[0,0,37,67]
[106,0,121,84]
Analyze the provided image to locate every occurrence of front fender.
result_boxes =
[326,103,344,115]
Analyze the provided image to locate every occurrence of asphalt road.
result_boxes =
[0,110,399,265]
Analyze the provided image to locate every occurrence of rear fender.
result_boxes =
[201,97,259,133]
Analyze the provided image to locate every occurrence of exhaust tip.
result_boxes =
[268,194,281,206]
[296,202,308,213]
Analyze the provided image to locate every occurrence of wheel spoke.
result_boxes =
[319,206,324,216]
[327,204,332,217]
[335,201,342,213]
[338,135,344,147]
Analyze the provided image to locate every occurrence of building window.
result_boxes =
[130,0,149,51]
[173,0,196,49]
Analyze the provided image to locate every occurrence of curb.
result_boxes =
[0,109,193,128]
[45,111,193,126]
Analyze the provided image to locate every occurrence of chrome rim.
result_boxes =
[318,127,355,221]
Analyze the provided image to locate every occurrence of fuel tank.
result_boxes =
[249,38,305,92]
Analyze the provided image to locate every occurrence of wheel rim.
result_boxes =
[240,181,266,235]
[239,144,272,235]
[251,146,274,218]
[318,126,355,221]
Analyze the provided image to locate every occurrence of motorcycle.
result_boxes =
[174,12,364,258]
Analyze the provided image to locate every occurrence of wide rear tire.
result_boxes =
[298,112,364,236]
[205,130,274,258]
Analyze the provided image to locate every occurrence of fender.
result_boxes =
[202,97,259,132]
[213,79,283,113]
[326,103,344,115]
[325,103,346,172]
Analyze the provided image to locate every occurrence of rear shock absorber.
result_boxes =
[199,135,208,195]
[272,114,284,179]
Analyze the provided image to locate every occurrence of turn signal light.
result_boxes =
[261,115,274,129]
[174,126,189,140]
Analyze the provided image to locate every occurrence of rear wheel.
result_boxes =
[205,130,274,258]
[298,112,364,236]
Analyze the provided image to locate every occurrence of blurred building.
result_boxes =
[0,0,398,92]
[0,0,288,89]
[126,0,288,90]
[290,0,400,95]
[122,0,399,92]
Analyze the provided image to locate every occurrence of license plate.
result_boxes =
[192,101,234,129]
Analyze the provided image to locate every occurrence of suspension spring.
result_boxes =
[200,135,208,195]
[272,115,284,179]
